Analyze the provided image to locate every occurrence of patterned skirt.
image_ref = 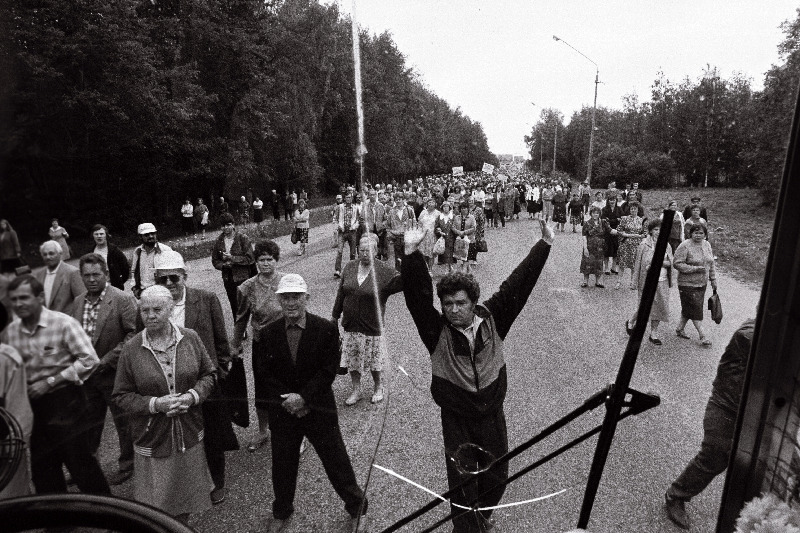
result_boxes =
[344,331,387,372]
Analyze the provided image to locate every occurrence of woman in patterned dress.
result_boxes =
[581,206,611,288]
[48,219,71,260]
[435,202,455,273]
[416,198,441,273]
[615,202,647,290]
[293,198,310,256]
[551,187,568,232]
[467,196,485,265]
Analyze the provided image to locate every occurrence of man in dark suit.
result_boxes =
[255,274,367,533]
[362,189,388,260]
[154,250,238,506]
[35,240,84,313]
[71,253,138,485]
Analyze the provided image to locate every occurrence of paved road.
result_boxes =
[98,216,760,532]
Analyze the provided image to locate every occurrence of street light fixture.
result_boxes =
[553,35,599,185]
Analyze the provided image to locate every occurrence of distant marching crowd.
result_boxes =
[0,168,719,532]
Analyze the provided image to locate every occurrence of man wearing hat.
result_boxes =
[129,223,172,299]
[254,274,368,533]
[153,250,238,505]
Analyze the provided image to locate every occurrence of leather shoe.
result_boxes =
[267,516,292,533]
[106,469,133,486]
[664,493,690,529]
[211,487,226,505]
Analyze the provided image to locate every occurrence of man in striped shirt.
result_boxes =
[1,274,110,495]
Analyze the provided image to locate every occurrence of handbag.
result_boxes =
[476,239,488,253]
[220,358,250,428]
[291,228,299,244]
[453,237,469,262]
[432,236,445,256]
[708,290,723,324]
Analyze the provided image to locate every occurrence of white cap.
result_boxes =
[275,273,307,294]
[154,250,186,271]
[137,223,157,235]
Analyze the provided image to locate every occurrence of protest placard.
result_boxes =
[482,162,495,174]
[452,166,464,176]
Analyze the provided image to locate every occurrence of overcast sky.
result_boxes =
[332,0,800,157]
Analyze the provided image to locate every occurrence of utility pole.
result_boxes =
[553,124,557,172]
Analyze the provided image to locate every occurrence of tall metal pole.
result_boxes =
[553,35,599,185]
[587,68,598,184]
[553,125,557,172]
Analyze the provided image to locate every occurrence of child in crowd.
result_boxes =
[569,194,584,233]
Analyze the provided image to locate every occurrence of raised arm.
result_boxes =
[402,232,443,353]
[484,221,554,340]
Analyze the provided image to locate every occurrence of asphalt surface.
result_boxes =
[95,215,761,532]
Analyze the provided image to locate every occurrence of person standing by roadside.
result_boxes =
[362,189,387,260]
[284,191,293,221]
[664,318,754,530]
[195,198,210,237]
[627,219,673,345]
[541,183,554,222]
[385,192,416,271]
[662,199,685,253]
[293,199,310,256]
[71,253,138,485]
[255,274,369,533]
[601,196,623,276]
[181,199,195,237]
[579,181,592,216]
[2,274,110,495]
[270,190,281,221]
[130,223,173,299]
[682,195,708,222]
[333,192,361,278]
[155,250,238,506]
[34,240,85,313]
[0,220,22,274]
[91,224,130,290]
[212,213,255,315]
[253,196,265,226]
[48,218,71,261]
[333,236,403,406]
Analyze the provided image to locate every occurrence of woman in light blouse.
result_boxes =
[234,240,286,452]
[114,285,216,522]
[674,224,718,346]
[293,198,310,256]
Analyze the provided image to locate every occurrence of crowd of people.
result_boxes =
[0,166,724,532]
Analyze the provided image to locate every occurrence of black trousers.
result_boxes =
[441,408,508,533]
[223,278,246,316]
[30,385,111,494]
[269,408,366,520]
[84,367,134,473]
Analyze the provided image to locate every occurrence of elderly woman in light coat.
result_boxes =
[627,219,673,345]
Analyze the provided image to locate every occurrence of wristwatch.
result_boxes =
[46,376,57,388]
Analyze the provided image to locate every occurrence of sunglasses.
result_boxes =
[156,274,182,284]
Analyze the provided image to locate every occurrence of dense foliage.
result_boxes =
[0,0,496,237]
[526,9,800,205]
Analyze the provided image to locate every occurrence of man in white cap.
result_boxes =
[153,250,237,505]
[254,273,367,533]
[129,223,172,299]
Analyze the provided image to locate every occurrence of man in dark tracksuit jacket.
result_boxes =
[402,221,554,532]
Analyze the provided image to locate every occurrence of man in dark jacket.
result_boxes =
[664,318,755,530]
[255,273,367,533]
[402,220,554,533]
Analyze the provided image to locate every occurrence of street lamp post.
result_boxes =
[553,35,599,185]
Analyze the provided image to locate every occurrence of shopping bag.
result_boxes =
[476,239,488,253]
[708,291,723,324]
[453,237,469,262]
[291,229,298,244]
[432,236,445,256]
[220,358,250,428]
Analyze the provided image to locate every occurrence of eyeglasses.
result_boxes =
[156,274,182,284]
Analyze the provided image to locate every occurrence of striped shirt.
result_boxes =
[1,308,99,386]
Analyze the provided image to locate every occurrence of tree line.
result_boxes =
[0,0,497,240]
[525,8,800,206]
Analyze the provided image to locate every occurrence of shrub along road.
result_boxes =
[100,214,760,533]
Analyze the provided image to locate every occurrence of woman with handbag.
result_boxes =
[435,202,455,273]
[293,198,310,256]
[674,224,718,347]
[452,202,476,273]
[233,240,286,452]
[211,213,255,315]
[468,196,486,265]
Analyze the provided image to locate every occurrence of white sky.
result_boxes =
[333,0,799,156]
